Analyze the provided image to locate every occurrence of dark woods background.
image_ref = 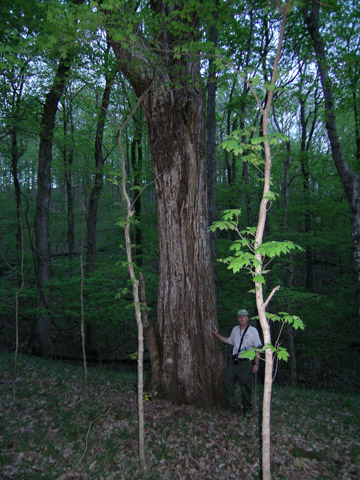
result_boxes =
[0,0,359,395]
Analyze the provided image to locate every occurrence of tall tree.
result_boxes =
[33,55,74,355]
[106,0,224,406]
[304,0,360,339]
[298,68,319,289]
[86,46,116,274]
[130,109,144,266]
[60,87,76,262]
[33,0,84,355]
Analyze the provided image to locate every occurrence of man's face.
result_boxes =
[237,314,248,328]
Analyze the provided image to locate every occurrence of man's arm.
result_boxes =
[213,326,229,344]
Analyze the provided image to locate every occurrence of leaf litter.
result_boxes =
[0,354,359,480]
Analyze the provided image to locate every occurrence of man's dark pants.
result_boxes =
[224,358,253,414]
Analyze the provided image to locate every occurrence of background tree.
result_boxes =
[305,0,360,341]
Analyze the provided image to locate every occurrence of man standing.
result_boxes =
[213,309,262,417]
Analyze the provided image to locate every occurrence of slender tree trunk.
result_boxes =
[9,76,25,272]
[119,103,147,473]
[353,87,360,163]
[131,113,143,266]
[252,7,289,478]
[11,130,23,268]
[84,60,115,357]
[305,0,360,339]
[33,56,73,356]
[299,98,313,289]
[140,272,160,390]
[86,62,115,274]
[62,94,75,262]
[299,81,319,289]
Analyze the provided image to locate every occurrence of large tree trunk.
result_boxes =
[144,78,224,406]
[305,0,360,339]
[110,7,225,407]
[33,57,72,356]
[206,17,218,272]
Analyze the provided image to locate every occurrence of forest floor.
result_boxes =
[0,353,359,480]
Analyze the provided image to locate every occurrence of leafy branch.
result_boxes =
[209,210,303,292]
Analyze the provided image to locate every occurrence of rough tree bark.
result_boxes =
[109,1,225,407]
[305,0,360,340]
[206,5,218,273]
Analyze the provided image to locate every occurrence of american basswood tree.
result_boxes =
[105,0,225,406]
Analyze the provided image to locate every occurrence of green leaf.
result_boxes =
[250,74,261,86]
[256,241,303,258]
[253,274,265,284]
[226,252,261,273]
[250,136,264,145]
[240,226,257,236]
[221,139,243,155]
[264,191,277,200]
[208,220,236,232]
[278,312,305,330]
[277,347,290,361]
[264,81,276,91]
[221,209,241,220]
[230,239,250,250]
[239,348,257,360]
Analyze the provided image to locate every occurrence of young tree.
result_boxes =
[212,3,304,478]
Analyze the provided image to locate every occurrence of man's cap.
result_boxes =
[237,309,249,317]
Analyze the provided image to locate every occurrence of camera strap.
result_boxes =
[237,325,249,357]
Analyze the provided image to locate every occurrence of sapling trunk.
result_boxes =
[13,201,24,399]
[252,5,290,479]
[118,94,148,475]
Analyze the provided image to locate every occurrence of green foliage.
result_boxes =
[265,312,305,331]
[209,210,303,284]
[221,128,288,172]
[256,241,303,258]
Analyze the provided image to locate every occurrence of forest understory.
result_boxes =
[1,353,359,480]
